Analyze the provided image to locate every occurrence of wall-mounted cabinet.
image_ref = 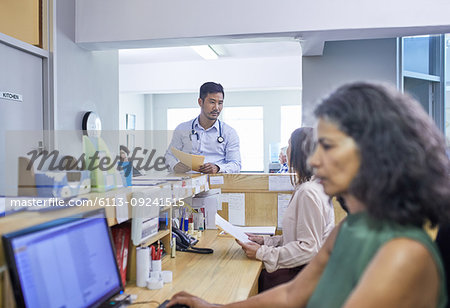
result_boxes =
[0,0,42,47]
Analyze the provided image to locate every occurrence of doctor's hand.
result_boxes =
[198,163,219,174]
[245,233,264,245]
[174,162,191,173]
[236,240,261,260]
[167,291,217,308]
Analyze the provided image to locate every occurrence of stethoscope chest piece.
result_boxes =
[191,118,224,143]
[190,129,199,141]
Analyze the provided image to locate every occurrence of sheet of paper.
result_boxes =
[227,193,245,226]
[237,226,276,235]
[171,147,205,172]
[277,193,291,229]
[220,193,230,204]
[196,188,221,197]
[269,175,295,191]
[215,214,250,243]
[115,193,129,224]
[210,176,224,185]
[131,179,166,186]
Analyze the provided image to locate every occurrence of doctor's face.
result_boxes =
[198,92,223,121]
[308,118,360,196]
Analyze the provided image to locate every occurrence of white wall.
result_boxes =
[144,95,154,131]
[119,94,146,130]
[55,0,119,156]
[147,90,301,172]
[76,0,450,50]
[302,38,397,126]
[120,56,301,94]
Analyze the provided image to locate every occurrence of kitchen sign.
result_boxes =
[1,91,23,102]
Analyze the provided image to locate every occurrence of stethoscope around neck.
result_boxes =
[190,118,224,143]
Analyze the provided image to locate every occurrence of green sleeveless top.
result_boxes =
[307,212,447,308]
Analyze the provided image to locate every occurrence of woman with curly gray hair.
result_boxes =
[168,82,450,308]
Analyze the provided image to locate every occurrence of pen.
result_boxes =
[184,215,189,232]
[157,241,161,260]
[151,245,155,260]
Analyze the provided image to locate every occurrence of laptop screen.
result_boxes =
[2,209,123,308]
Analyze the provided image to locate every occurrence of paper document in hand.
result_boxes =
[237,226,276,235]
[171,147,205,172]
[215,214,250,243]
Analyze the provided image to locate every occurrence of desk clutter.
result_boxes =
[136,242,173,290]
[18,157,94,198]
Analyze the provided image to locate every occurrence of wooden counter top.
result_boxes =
[126,230,262,306]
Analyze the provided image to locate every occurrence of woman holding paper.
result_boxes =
[238,127,335,292]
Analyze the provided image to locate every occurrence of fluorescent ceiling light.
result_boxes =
[191,45,219,60]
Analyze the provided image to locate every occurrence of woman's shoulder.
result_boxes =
[381,237,433,256]
[296,180,326,197]
[377,237,442,290]
[294,180,329,206]
[343,237,442,308]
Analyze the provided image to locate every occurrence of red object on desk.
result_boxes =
[151,245,156,260]
[111,223,131,286]
[151,244,162,260]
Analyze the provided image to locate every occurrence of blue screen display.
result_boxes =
[8,212,121,308]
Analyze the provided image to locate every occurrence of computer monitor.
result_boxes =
[2,208,123,308]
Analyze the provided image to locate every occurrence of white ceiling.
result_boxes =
[119,41,302,65]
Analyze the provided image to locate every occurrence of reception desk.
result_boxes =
[0,173,346,307]
[209,173,347,229]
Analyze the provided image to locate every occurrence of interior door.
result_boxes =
[0,41,44,196]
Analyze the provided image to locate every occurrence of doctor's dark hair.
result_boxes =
[199,82,224,101]
[314,82,450,227]
[289,127,315,185]
[119,145,130,156]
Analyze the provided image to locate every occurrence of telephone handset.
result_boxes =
[172,226,213,254]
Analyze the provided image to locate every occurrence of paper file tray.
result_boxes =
[131,186,163,245]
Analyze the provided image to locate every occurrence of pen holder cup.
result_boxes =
[162,270,173,283]
[151,259,162,272]
[147,278,163,290]
[149,271,162,280]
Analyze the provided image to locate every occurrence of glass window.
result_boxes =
[402,34,445,133]
[167,108,198,130]
[222,106,264,172]
[445,34,450,146]
[280,105,302,147]
[403,35,440,76]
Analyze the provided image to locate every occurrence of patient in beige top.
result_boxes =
[237,127,335,292]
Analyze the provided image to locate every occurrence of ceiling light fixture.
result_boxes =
[191,45,219,60]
